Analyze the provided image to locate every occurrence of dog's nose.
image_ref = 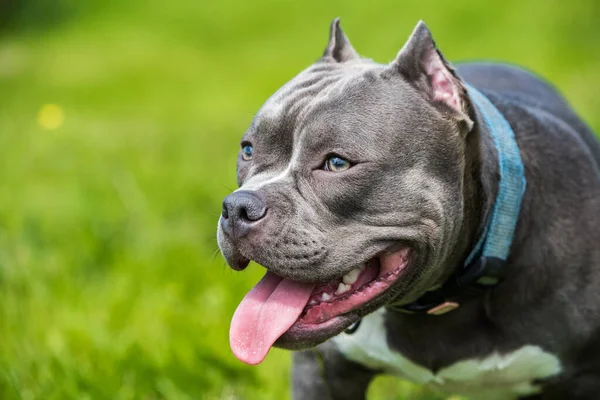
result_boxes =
[221,190,267,238]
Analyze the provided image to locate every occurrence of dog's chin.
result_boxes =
[273,247,413,350]
[274,314,360,350]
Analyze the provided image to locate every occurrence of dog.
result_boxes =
[216,18,600,399]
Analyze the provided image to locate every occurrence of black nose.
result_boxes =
[221,190,267,238]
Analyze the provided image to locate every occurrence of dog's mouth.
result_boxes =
[229,246,411,365]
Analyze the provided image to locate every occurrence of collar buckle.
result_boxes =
[426,301,460,315]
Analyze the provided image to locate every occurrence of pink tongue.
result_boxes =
[229,271,315,365]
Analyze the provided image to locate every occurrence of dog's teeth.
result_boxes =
[321,293,332,301]
[309,299,318,306]
[342,267,362,285]
[336,283,351,295]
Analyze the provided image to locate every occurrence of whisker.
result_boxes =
[220,184,235,193]
[211,247,222,264]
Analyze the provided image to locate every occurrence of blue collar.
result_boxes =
[463,85,527,265]
[397,85,526,315]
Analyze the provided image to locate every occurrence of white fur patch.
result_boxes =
[235,132,304,192]
[332,309,562,399]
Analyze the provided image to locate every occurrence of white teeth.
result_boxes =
[309,299,318,306]
[342,266,362,285]
[336,282,351,295]
[321,293,332,301]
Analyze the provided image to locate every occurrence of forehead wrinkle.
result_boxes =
[285,76,340,113]
[272,62,378,115]
[297,65,385,130]
[244,61,383,188]
[254,70,338,134]
[258,59,381,123]
[260,65,337,109]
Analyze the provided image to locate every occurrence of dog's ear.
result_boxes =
[392,21,473,131]
[322,18,359,63]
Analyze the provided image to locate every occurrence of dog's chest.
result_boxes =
[331,309,562,399]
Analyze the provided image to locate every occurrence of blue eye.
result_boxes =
[324,156,351,172]
[241,144,253,161]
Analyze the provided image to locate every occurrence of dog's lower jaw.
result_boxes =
[274,313,361,350]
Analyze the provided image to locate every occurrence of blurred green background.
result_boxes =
[0,0,598,399]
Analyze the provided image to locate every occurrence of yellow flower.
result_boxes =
[37,104,64,130]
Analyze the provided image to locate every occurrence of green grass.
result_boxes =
[0,0,598,399]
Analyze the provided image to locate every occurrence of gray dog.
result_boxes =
[217,19,600,400]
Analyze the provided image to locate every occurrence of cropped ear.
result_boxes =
[322,18,359,63]
[392,21,473,131]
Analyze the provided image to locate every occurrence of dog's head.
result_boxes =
[217,19,477,364]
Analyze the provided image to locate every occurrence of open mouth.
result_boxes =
[229,246,411,365]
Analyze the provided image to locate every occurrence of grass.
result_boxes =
[0,0,598,399]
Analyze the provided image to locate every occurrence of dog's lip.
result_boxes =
[277,246,412,342]
[274,313,360,349]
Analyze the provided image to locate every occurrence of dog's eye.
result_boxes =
[241,143,253,161]
[324,155,351,172]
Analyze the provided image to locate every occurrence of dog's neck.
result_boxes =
[429,92,503,290]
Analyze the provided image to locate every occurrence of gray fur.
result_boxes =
[217,19,600,399]
[323,17,360,63]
